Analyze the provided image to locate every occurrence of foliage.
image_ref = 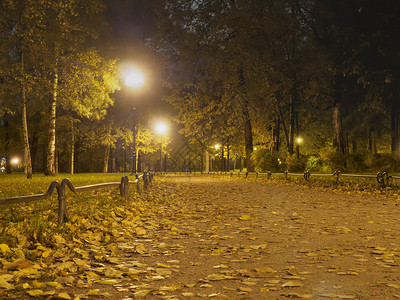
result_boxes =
[252,150,285,173]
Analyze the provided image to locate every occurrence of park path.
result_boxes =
[72,175,400,299]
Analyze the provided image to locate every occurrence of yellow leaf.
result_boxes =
[135,227,147,235]
[0,244,11,255]
[26,289,44,296]
[281,281,304,288]
[85,289,101,296]
[31,280,47,289]
[0,278,14,290]
[84,271,100,280]
[46,281,63,288]
[53,234,66,244]
[239,215,251,220]
[156,263,171,268]
[56,292,72,299]
[0,274,14,282]
[133,290,150,297]
[3,259,33,270]
[42,250,52,258]
[206,274,226,281]
[95,279,121,285]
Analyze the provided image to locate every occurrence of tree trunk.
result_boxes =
[31,135,37,173]
[70,121,75,174]
[392,95,400,158]
[273,118,281,152]
[221,145,224,172]
[205,150,210,172]
[55,150,58,175]
[103,145,110,173]
[111,147,117,172]
[368,127,377,154]
[21,53,33,179]
[332,74,345,153]
[226,143,230,172]
[352,138,357,153]
[45,61,58,176]
[288,90,296,155]
[4,116,12,174]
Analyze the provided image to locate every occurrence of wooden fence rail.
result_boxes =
[0,172,154,223]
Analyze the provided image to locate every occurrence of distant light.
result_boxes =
[11,157,20,165]
[155,122,168,135]
[214,144,220,150]
[296,137,303,144]
[254,147,257,151]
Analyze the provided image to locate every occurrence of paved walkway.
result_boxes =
[67,176,400,299]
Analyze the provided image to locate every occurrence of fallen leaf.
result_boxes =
[96,279,121,285]
[0,278,14,290]
[206,274,227,281]
[281,281,304,288]
[0,244,11,255]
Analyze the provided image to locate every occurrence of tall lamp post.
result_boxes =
[122,66,145,174]
[296,137,303,159]
[156,122,168,172]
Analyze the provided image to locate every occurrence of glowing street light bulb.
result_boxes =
[296,137,303,144]
[156,122,168,135]
[124,69,145,88]
[214,144,220,150]
[11,157,20,165]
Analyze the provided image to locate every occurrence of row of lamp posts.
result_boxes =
[122,65,168,174]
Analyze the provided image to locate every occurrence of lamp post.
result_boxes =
[122,66,145,174]
[296,137,303,158]
[214,144,220,172]
[155,122,168,172]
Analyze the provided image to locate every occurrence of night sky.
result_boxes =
[103,0,172,131]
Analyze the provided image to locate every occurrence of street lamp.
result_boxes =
[122,66,145,174]
[296,137,303,158]
[156,122,168,172]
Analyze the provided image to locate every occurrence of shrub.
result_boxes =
[370,154,399,172]
[286,154,307,172]
[252,150,285,172]
[319,149,346,172]
[306,156,322,171]
[346,151,369,172]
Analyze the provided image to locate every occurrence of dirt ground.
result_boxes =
[78,174,400,300]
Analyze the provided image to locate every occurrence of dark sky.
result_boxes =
[103,0,177,137]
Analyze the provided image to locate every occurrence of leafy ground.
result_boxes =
[1,174,400,299]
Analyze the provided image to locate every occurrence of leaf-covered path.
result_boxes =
[97,175,400,299]
[4,175,400,299]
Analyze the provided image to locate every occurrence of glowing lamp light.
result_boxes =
[296,137,303,144]
[11,157,20,165]
[124,69,145,88]
[155,122,168,135]
[214,144,220,150]
[254,147,258,151]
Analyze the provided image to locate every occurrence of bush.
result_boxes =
[286,154,307,172]
[252,150,285,172]
[370,154,399,172]
[306,156,322,171]
[319,149,346,172]
[346,151,370,172]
